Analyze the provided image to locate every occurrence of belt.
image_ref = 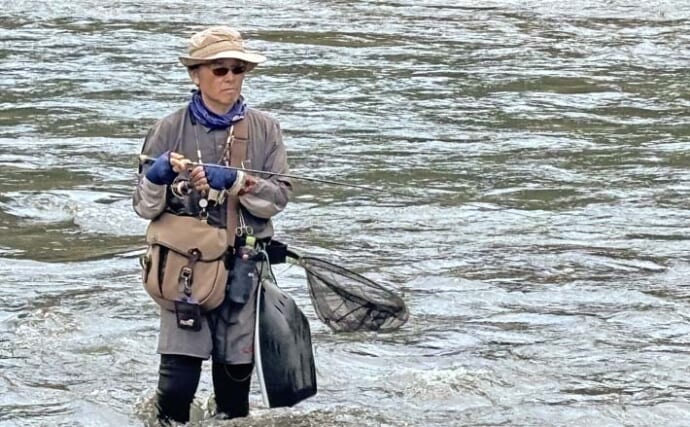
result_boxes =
[223,238,287,271]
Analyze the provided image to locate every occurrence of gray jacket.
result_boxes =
[132,106,292,239]
[133,105,291,364]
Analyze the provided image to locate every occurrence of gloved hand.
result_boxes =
[204,165,238,191]
[145,151,177,185]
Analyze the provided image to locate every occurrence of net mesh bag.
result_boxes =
[295,256,409,332]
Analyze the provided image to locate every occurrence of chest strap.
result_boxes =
[225,118,248,248]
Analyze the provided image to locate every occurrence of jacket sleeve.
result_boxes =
[132,120,174,220]
[239,120,292,219]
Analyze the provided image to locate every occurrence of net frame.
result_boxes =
[294,255,409,332]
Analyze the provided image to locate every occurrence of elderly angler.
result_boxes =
[133,26,295,423]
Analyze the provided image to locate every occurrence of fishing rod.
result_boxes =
[138,154,411,197]
[137,155,534,218]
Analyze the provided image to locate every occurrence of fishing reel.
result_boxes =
[171,178,226,222]
[171,178,193,198]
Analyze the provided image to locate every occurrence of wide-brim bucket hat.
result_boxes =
[179,26,266,71]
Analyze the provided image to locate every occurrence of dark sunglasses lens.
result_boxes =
[211,65,246,76]
[211,67,229,76]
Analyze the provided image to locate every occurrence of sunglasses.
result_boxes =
[210,64,247,77]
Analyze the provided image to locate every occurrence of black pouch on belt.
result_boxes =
[228,254,258,305]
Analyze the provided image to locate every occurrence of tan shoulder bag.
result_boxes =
[141,213,229,311]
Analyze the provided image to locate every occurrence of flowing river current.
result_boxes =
[1,1,689,425]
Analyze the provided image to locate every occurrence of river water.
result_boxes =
[1,0,690,426]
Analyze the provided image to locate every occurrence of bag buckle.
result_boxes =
[179,266,193,295]
[188,248,202,262]
[178,249,201,296]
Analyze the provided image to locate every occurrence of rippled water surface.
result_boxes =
[1,1,690,426]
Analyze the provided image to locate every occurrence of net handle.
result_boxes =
[286,248,303,261]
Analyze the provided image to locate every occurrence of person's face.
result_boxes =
[191,59,248,113]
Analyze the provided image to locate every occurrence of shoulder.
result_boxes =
[142,107,189,151]
[148,106,188,135]
[246,108,282,144]
[246,108,280,129]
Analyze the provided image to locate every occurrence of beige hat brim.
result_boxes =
[179,50,266,69]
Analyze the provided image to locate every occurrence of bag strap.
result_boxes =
[225,119,249,248]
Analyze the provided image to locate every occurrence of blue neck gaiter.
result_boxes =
[188,90,247,130]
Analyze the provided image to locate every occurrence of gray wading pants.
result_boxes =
[157,258,271,364]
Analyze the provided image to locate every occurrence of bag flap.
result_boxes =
[146,213,228,261]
